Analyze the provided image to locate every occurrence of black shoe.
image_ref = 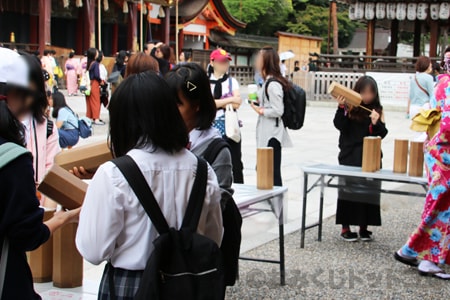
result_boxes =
[341,231,358,242]
[394,251,419,267]
[359,230,373,242]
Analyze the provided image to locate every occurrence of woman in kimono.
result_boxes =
[65,52,80,96]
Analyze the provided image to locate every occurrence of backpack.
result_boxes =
[112,156,225,300]
[203,138,242,286]
[67,108,92,139]
[265,78,306,130]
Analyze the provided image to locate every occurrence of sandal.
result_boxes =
[418,269,450,280]
[394,251,419,267]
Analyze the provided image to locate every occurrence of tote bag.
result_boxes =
[225,104,241,143]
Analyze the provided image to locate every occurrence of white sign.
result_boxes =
[366,72,413,107]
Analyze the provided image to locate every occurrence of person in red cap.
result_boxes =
[208,49,244,183]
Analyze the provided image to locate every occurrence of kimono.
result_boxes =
[401,74,450,265]
[65,57,80,95]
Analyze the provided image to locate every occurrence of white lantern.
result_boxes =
[376,3,386,20]
[76,0,83,8]
[63,0,69,8]
[396,3,407,21]
[355,2,365,20]
[386,3,397,20]
[365,2,375,20]
[417,3,428,21]
[103,0,109,11]
[407,3,417,21]
[440,3,450,20]
[430,4,440,20]
[349,4,356,20]
[123,1,128,13]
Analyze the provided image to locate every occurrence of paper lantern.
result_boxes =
[76,0,83,8]
[417,3,428,21]
[430,4,440,20]
[355,2,365,20]
[103,0,109,11]
[349,4,356,20]
[407,3,417,21]
[440,3,450,20]
[365,2,375,20]
[386,3,397,20]
[396,3,407,21]
[123,1,128,13]
[376,3,386,20]
[63,0,69,8]
[158,5,165,18]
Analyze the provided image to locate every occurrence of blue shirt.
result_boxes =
[57,107,78,130]
[409,72,435,106]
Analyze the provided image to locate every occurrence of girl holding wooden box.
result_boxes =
[333,76,388,242]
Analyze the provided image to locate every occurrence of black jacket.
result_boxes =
[0,138,50,300]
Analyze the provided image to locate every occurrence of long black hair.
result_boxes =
[51,91,69,119]
[0,83,26,146]
[21,53,48,124]
[350,76,382,121]
[109,71,188,157]
[259,46,290,91]
[166,63,217,130]
[86,47,98,71]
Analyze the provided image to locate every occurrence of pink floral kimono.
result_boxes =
[65,57,80,95]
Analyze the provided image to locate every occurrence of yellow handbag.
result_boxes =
[410,109,441,138]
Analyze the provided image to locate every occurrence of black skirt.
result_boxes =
[335,177,381,226]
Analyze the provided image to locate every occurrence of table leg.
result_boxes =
[279,224,285,286]
[301,174,308,249]
[318,175,325,242]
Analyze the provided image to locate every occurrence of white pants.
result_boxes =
[410,103,431,142]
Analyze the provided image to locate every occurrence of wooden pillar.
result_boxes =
[413,20,421,57]
[76,8,84,54]
[112,23,119,55]
[429,20,439,58]
[127,3,138,51]
[38,0,51,56]
[331,0,338,54]
[390,19,399,57]
[178,29,184,54]
[205,30,210,50]
[164,6,171,45]
[85,0,96,48]
[365,19,375,69]
[29,15,38,46]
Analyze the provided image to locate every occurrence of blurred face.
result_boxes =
[444,52,450,73]
[360,85,376,105]
[179,52,185,62]
[211,59,230,75]
[254,52,263,73]
[156,48,164,59]
[7,84,35,119]
[176,91,198,132]
[426,63,433,74]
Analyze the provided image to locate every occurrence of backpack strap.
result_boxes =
[181,158,208,232]
[0,238,9,299]
[202,138,230,166]
[0,143,30,170]
[228,77,233,95]
[46,119,54,139]
[112,155,170,235]
[264,78,279,101]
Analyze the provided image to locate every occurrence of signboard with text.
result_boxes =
[366,72,413,107]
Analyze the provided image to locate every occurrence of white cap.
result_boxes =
[0,48,29,88]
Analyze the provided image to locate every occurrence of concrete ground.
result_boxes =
[35,88,441,299]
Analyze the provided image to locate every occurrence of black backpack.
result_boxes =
[265,78,306,130]
[203,138,242,287]
[112,155,225,300]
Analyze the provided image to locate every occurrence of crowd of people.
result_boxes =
[0,42,450,300]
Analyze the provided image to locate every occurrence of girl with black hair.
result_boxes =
[86,47,104,125]
[333,76,388,242]
[76,71,223,299]
[20,53,60,208]
[0,48,79,300]
[52,91,79,148]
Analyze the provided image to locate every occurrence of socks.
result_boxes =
[418,260,442,273]
[359,225,367,232]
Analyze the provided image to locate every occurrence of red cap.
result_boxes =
[210,49,232,62]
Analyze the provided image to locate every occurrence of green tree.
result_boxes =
[287,5,361,53]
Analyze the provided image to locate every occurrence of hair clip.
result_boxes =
[186,81,197,92]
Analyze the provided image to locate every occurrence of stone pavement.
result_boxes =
[35,88,425,299]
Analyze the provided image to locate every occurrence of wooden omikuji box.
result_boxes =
[328,82,363,107]
[38,165,88,210]
[29,209,54,283]
[257,147,274,190]
[55,141,112,172]
[393,139,409,173]
[362,137,382,172]
[53,223,83,288]
[409,141,424,177]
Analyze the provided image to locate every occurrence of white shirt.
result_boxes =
[76,147,223,270]
[99,63,108,81]
[210,74,240,118]
[280,64,287,77]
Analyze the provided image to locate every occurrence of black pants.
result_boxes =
[225,137,244,184]
[268,138,282,186]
